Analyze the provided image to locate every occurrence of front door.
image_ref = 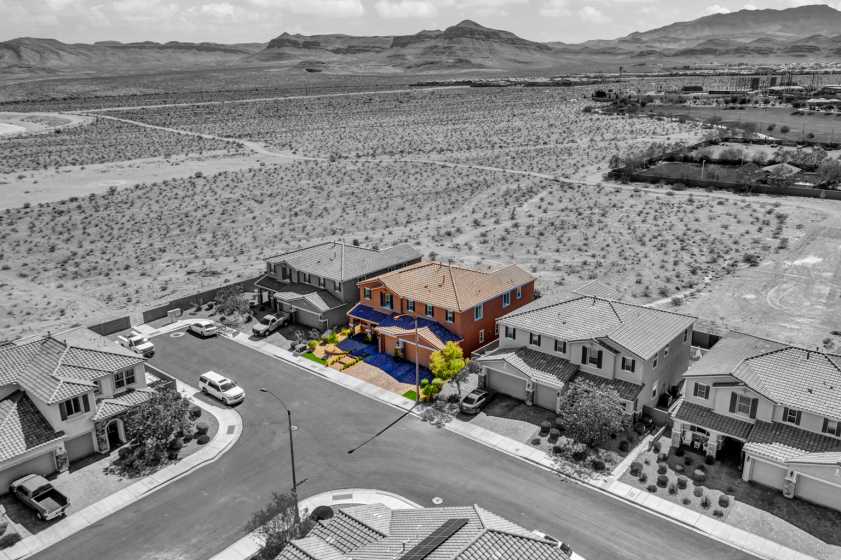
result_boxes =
[107,420,124,450]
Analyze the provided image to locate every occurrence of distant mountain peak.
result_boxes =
[451,19,485,30]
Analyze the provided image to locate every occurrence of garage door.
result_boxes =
[66,432,96,462]
[0,452,56,494]
[534,384,559,412]
[749,458,786,489]
[796,475,841,509]
[487,368,527,401]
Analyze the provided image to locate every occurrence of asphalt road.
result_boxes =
[33,333,758,560]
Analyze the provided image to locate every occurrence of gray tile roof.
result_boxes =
[574,372,643,403]
[500,296,694,359]
[92,388,157,422]
[0,390,64,462]
[572,279,621,300]
[745,421,841,463]
[476,347,578,388]
[266,242,421,282]
[256,276,344,313]
[276,504,570,560]
[673,399,753,440]
[684,331,786,379]
[0,329,145,405]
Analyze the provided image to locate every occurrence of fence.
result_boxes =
[145,364,177,393]
[87,316,131,336]
[626,172,841,201]
[643,405,673,428]
[141,276,260,324]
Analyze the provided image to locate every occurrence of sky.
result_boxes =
[2,0,841,44]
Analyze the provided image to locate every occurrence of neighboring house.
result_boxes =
[256,242,422,330]
[276,503,571,560]
[672,331,841,511]
[476,296,695,415]
[347,261,535,368]
[0,327,164,492]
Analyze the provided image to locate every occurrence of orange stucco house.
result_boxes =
[347,261,535,368]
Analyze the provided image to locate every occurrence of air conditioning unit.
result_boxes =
[782,470,797,499]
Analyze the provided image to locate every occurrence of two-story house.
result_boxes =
[347,261,535,368]
[0,327,164,492]
[475,296,695,415]
[255,242,421,330]
[672,331,841,511]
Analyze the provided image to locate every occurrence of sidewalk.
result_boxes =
[0,378,242,560]
[210,329,817,560]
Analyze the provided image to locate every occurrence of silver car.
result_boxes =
[460,389,490,414]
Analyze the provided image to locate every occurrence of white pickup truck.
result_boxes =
[116,332,155,357]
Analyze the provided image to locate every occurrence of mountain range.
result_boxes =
[2,5,841,75]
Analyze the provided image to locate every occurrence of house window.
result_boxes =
[502,291,511,307]
[782,407,802,426]
[554,340,566,353]
[381,292,393,309]
[297,271,305,283]
[363,287,372,300]
[530,333,541,346]
[281,266,290,280]
[683,328,689,342]
[505,326,516,339]
[445,310,455,323]
[407,300,415,313]
[822,419,841,437]
[59,394,90,420]
[693,383,710,400]
[736,395,753,416]
[479,329,485,344]
[318,276,326,288]
[474,304,483,321]
[651,385,657,399]
[516,287,523,299]
[426,304,434,317]
[93,380,102,395]
[652,355,659,369]
[621,357,636,373]
[581,347,603,368]
[333,280,341,292]
[664,346,670,357]
[114,369,135,390]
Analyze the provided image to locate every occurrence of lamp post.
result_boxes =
[258,387,299,518]
[395,313,420,402]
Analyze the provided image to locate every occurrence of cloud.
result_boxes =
[743,3,758,9]
[247,0,364,17]
[375,0,437,18]
[579,5,608,22]
[199,2,236,19]
[540,0,569,17]
[703,3,730,15]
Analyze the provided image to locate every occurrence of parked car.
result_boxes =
[291,342,308,354]
[10,475,70,521]
[252,312,290,337]
[188,319,218,338]
[459,389,490,414]
[199,370,245,405]
[116,332,155,357]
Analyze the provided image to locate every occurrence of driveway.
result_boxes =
[32,334,757,560]
[463,393,557,442]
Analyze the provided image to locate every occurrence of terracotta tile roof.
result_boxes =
[361,261,534,313]
[92,388,157,422]
[574,372,643,403]
[732,347,841,419]
[0,328,145,405]
[0,390,64,463]
[476,347,578,388]
[745,421,841,463]
[672,400,754,440]
[501,296,694,359]
[266,242,421,282]
[276,504,570,560]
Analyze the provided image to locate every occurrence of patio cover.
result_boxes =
[347,304,462,349]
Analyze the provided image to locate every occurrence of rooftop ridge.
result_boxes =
[334,507,388,538]
[267,240,410,261]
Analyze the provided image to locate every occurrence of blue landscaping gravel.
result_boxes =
[339,335,433,384]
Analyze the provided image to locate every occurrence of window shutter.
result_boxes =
[581,347,588,364]
[630,359,636,373]
[59,402,68,421]
[783,407,790,421]
[597,350,603,368]
[836,423,841,437]
[82,394,90,413]
[822,418,829,433]
[749,398,758,419]
[794,410,801,426]
[729,392,737,413]
[379,292,384,306]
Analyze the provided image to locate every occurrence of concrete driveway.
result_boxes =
[32,334,757,560]
[463,393,557,442]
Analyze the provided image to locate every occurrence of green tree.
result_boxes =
[558,379,628,446]
[123,391,192,464]
[429,341,467,383]
[216,286,250,317]
[247,491,315,560]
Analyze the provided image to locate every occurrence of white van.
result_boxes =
[198,371,245,405]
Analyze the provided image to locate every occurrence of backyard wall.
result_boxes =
[626,172,841,201]
[141,276,260,324]
[88,316,132,336]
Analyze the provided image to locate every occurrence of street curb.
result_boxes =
[0,378,242,560]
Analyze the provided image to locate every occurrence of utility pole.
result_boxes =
[259,388,300,520]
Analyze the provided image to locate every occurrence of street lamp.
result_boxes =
[258,387,300,518]
[394,314,420,402]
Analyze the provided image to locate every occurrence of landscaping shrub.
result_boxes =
[658,452,669,463]
[718,495,730,508]
[189,405,202,419]
[657,475,668,488]
[548,428,561,443]
[446,394,459,404]
[657,464,667,475]
[571,449,586,462]
[591,459,606,472]
[682,497,691,505]
[713,509,724,518]
[552,445,563,455]
[629,461,643,476]
[652,441,661,453]
[539,420,552,436]
[647,485,657,493]
[196,434,210,445]
[668,483,677,495]
[700,496,711,509]
[634,422,646,435]
[705,454,715,465]
[618,440,630,452]
[196,422,209,435]
[0,521,7,534]
[531,438,541,446]
[307,340,318,351]
[677,476,688,490]
[182,433,193,443]
[674,464,685,473]
[167,437,184,460]
[118,446,132,460]
[684,456,692,466]
[0,533,21,549]
[693,487,704,498]
[694,471,706,484]
[554,416,564,429]
[638,472,648,483]
[780,125,791,134]
[675,447,684,457]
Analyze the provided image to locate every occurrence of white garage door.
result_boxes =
[0,452,56,495]
[796,475,841,510]
[534,384,558,412]
[487,368,527,401]
[750,458,786,490]
[66,432,96,462]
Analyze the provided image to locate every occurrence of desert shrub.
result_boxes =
[118,447,132,460]
[718,495,730,508]
[531,438,541,446]
[657,474,668,488]
[682,497,691,505]
[629,461,643,476]
[554,416,564,428]
[652,441,661,453]
[674,463,685,473]
[167,437,184,459]
[591,459,606,472]
[548,428,561,443]
[539,420,551,435]
[700,496,711,509]
[657,464,668,475]
[571,449,586,461]
[618,440,630,452]
[196,422,209,435]
[668,483,677,495]
[713,509,724,517]
[693,487,704,498]
[780,125,790,134]
[189,405,202,419]
[182,433,193,443]
[658,452,669,462]
[647,484,657,493]
[197,434,210,445]
[552,445,563,455]
[677,476,688,489]
[0,533,21,549]
[694,471,707,484]
[639,472,648,483]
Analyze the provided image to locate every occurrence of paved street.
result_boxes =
[33,333,758,560]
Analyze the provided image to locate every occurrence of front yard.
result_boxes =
[621,439,841,559]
